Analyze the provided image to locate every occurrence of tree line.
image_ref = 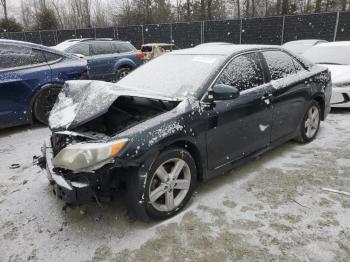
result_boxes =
[0,0,349,32]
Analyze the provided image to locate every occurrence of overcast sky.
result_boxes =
[1,0,21,18]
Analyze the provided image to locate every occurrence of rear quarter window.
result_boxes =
[44,52,63,63]
[113,42,135,53]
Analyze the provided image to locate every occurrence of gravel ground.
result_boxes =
[1,109,350,262]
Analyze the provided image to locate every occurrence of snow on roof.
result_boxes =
[142,43,175,46]
[283,39,327,45]
[171,44,280,56]
[316,41,350,47]
[0,39,65,55]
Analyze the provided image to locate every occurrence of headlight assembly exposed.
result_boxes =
[52,139,128,172]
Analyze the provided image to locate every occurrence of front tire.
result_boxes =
[296,100,321,143]
[143,148,197,220]
[33,87,61,125]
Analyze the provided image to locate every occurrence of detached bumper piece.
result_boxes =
[42,139,102,205]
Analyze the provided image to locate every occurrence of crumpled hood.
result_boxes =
[49,80,181,130]
[319,64,350,86]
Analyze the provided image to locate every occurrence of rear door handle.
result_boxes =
[261,93,272,100]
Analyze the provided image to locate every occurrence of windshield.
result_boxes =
[117,54,225,98]
[303,46,350,65]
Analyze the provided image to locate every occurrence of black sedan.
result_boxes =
[38,45,331,220]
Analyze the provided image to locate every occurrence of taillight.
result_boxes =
[136,52,144,59]
[80,68,89,77]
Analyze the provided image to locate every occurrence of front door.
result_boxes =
[206,52,273,170]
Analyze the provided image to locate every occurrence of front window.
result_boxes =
[216,52,264,91]
[68,44,90,56]
[117,54,225,99]
[0,44,48,70]
[303,45,350,65]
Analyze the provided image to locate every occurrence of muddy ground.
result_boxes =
[1,109,350,261]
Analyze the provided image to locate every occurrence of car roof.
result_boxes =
[315,41,350,47]
[0,39,65,55]
[171,44,281,56]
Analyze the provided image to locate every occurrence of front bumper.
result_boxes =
[331,86,350,108]
[43,139,95,205]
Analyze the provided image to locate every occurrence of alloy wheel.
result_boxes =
[148,158,191,212]
[304,105,320,139]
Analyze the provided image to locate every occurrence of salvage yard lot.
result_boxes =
[1,109,350,261]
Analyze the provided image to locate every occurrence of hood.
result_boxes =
[319,64,350,85]
[49,80,181,131]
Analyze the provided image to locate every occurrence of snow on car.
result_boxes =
[282,39,327,55]
[37,44,331,221]
[303,41,350,108]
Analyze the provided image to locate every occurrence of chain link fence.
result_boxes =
[2,11,350,49]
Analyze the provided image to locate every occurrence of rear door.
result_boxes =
[0,44,51,127]
[88,42,115,80]
[261,50,310,142]
[206,52,273,170]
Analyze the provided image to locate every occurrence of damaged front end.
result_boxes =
[37,80,181,206]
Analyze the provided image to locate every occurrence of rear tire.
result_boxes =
[296,100,321,143]
[33,87,61,125]
[116,67,131,81]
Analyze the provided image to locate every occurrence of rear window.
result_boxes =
[92,42,112,55]
[141,46,153,52]
[44,52,62,62]
[263,51,297,80]
[0,44,47,70]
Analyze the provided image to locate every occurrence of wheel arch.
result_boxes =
[30,83,63,122]
[114,59,136,72]
[312,94,325,121]
[162,140,204,182]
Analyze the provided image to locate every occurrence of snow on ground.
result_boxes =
[1,109,350,261]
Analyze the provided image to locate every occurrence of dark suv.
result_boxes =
[54,39,144,81]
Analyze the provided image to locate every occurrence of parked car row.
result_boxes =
[283,40,350,108]
[3,35,348,220]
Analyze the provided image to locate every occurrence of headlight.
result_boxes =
[52,139,128,172]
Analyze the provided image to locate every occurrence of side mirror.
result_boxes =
[209,84,240,101]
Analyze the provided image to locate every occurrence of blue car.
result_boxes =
[0,39,88,128]
[53,39,144,81]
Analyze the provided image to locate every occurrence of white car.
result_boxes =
[282,39,327,55]
[303,41,350,108]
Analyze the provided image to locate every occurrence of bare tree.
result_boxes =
[236,0,241,18]
[0,0,7,21]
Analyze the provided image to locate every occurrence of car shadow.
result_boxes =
[59,140,296,231]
